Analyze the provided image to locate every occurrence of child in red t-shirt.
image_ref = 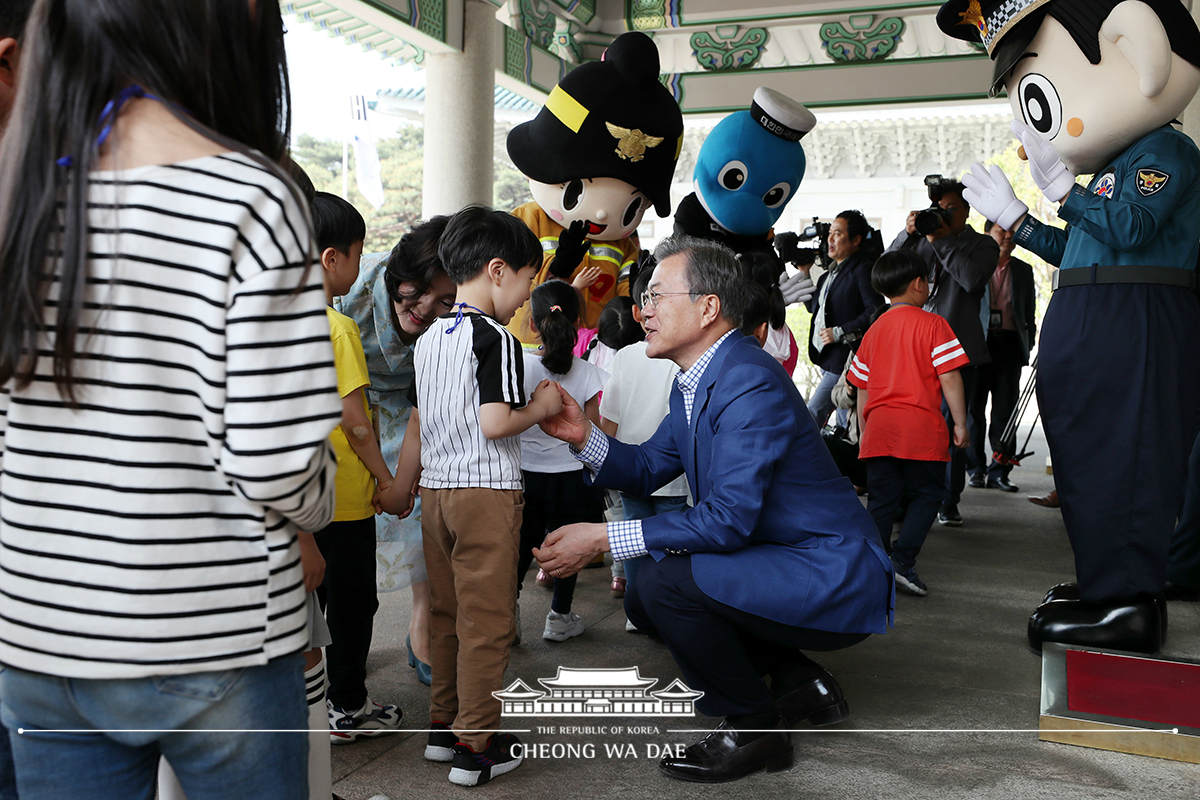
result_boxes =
[847,250,969,596]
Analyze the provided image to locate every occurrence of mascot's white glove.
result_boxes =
[780,271,815,306]
[1012,119,1076,204]
[961,162,1028,231]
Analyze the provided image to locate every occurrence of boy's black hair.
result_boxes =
[0,0,34,40]
[871,250,928,298]
[595,296,643,351]
[311,191,366,255]
[437,205,542,284]
[739,281,771,340]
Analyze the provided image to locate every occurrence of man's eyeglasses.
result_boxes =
[640,290,703,310]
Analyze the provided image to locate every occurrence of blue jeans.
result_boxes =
[621,494,690,606]
[0,702,15,800]
[0,655,307,800]
[807,369,848,429]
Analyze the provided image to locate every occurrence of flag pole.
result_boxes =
[342,95,350,200]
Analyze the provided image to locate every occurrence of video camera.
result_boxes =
[912,174,960,236]
[799,218,831,265]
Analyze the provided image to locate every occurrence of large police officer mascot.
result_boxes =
[939,0,1200,653]
[505,32,683,344]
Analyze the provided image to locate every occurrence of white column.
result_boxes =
[422,0,497,218]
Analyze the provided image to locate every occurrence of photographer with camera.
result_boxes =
[797,211,885,427]
[886,175,999,527]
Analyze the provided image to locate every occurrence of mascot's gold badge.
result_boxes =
[1136,169,1170,197]
[957,0,988,38]
[606,123,664,162]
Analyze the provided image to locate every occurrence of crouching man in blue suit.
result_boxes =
[535,235,894,783]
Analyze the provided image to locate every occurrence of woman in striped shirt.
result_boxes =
[0,2,340,798]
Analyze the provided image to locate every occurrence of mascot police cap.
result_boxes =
[937,0,1055,96]
[938,0,1200,97]
[506,31,684,218]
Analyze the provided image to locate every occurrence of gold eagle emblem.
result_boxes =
[1139,171,1167,189]
[605,122,664,163]
[958,0,988,38]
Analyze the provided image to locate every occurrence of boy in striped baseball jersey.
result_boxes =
[378,206,563,787]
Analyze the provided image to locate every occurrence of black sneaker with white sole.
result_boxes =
[447,733,523,786]
[425,721,457,762]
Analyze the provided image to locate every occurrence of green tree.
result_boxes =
[292,128,425,254]
[293,128,536,253]
[494,157,533,212]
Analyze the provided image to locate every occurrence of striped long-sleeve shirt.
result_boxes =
[0,152,341,679]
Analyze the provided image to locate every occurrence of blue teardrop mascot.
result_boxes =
[674,87,819,369]
[939,0,1200,653]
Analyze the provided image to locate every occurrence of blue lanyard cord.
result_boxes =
[444,302,486,334]
[56,85,165,168]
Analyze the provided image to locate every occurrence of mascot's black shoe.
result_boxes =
[1040,582,1081,605]
[659,721,792,783]
[1037,583,1167,646]
[1027,597,1163,654]
[771,663,849,727]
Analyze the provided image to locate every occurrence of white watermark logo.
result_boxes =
[493,667,703,717]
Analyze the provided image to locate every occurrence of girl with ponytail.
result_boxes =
[516,280,609,642]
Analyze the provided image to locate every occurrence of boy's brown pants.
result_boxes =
[421,487,522,751]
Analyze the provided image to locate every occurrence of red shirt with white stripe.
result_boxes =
[847,304,969,462]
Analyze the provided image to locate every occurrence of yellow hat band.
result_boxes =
[546,85,589,134]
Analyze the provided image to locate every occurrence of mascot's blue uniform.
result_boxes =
[1015,125,1200,602]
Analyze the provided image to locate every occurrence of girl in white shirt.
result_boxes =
[517,280,608,642]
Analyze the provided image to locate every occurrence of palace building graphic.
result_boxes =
[493,667,704,717]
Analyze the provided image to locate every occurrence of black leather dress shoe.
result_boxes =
[1164,581,1200,602]
[773,666,849,727]
[1038,583,1167,641]
[1027,597,1162,654]
[968,474,986,489]
[986,476,1019,492]
[658,721,793,783]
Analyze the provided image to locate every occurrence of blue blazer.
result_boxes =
[595,332,894,634]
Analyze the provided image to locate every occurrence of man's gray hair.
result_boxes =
[651,234,746,326]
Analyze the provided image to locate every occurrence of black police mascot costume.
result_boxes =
[939,0,1200,653]
[505,31,683,345]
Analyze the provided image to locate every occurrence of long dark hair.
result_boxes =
[0,0,295,398]
[384,215,451,333]
[530,280,579,376]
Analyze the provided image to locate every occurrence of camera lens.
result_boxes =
[914,209,942,236]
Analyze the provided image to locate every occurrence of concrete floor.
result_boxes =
[331,426,1200,800]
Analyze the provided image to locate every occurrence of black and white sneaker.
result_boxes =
[328,697,402,745]
[425,721,457,762]
[447,733,523,786]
